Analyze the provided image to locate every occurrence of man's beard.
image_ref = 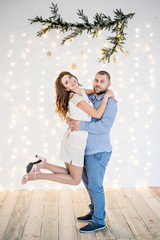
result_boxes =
[94,87,107,95]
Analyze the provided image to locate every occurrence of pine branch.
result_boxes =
[77,9,89,24]
[28,3,135,63]
[61,28,83,45]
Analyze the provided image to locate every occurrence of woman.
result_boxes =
[22,71,115,185]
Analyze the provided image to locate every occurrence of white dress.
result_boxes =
[60,88,93,167]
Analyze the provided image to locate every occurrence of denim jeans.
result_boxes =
[82,151,112,225]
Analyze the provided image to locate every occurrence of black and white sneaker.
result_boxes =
[77,213,92,222]
[79,221,105,233]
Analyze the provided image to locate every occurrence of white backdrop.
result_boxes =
[0,0,160,190]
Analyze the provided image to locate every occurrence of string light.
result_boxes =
[145,45,150,51]
[26,40,32,45]
[135,28,140,32]
[146,24,150,28]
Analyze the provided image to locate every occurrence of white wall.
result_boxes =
[0,0,160,190]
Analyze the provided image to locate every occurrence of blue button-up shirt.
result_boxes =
[80,93,118,155]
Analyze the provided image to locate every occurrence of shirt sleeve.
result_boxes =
[80,98,117,134]
[70,94,84,106]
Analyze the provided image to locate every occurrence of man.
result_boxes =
[69,70,117,233]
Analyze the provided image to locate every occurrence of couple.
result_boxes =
[22,70,117,233]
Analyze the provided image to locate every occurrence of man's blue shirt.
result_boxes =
[80,92,118,155]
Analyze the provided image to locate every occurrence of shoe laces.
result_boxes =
[89,221,96,227]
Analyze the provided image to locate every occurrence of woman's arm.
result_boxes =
[77,90,114,119]
[84,88,95,95]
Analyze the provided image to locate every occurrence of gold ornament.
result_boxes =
[116,33,122,38]
[42,27,47,34]
[47,51,52,56]
[125,50,130,55]
[118,39,123,44]
[113,55,116,63]
[80,51,84,56]
[71,63,77,69]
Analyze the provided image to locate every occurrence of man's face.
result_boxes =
[93,73,111,95]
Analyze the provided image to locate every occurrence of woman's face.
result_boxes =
[61,74,79,92]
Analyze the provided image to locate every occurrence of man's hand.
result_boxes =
[105,89,117,102]
[68,118,80,131]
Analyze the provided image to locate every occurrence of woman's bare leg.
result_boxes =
[43,162,69,174]
[28,162,83,185]
[35,158,69,174]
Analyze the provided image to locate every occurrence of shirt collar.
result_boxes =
[91,92,106,101]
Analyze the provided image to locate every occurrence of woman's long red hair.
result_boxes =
[55,71,78,120]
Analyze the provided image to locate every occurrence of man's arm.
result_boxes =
[75,99,117,134]
[81,99,117,134]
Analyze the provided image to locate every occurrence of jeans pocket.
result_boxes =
[94,152,102,161]
[94,152,112,168]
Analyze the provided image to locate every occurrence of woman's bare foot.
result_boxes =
[35,159,47,171]
[22,172,39,184]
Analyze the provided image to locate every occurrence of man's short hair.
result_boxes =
[97,70,111,81]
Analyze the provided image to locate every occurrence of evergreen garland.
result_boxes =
[29,3,135,63]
